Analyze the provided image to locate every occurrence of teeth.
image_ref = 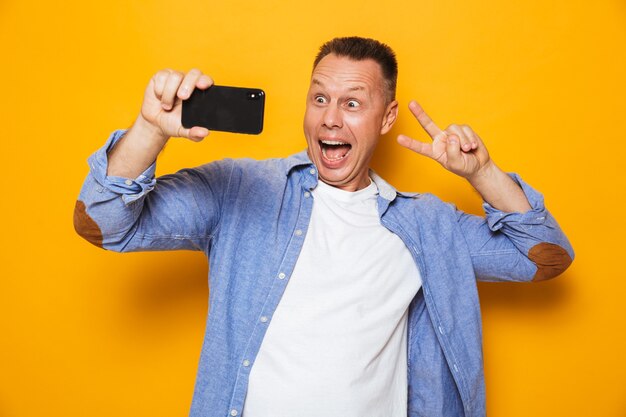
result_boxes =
[321,140,347,145]
[321,147,348,161]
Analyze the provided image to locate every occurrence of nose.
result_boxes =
[322,104,342,129]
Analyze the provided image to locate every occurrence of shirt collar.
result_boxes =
[282,150,314,175]
[369,170,398,201]
[282,149,420,201]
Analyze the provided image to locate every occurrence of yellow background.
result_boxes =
[1,0,624,415]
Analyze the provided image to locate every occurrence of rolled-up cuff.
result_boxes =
[483,173,548,231]
[87,129,157,204]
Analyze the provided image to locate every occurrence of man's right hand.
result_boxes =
[140,68,213,143]
[107,69,213,178]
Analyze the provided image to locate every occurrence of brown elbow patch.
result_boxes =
[73,200,103,248]
[529,242,572,281]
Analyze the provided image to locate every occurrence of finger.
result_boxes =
[188,126,210,141]
[176,125,210,141]
[446,124,472,153]
[461,125,479,150]
[161,71,184,110]
[397,134,434,158]
[152,69,172,100]
[408,101,445,140]
[177,69,201,100]
[196,74,214,90]
[445,134,464,170]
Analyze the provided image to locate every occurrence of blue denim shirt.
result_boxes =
[75,130,574,417]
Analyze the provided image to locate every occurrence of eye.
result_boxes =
[346,99,360,108]
[314,95,327,104]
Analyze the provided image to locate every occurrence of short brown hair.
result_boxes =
[313,36,398,102]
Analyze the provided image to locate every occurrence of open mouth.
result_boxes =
[319,140,352,161]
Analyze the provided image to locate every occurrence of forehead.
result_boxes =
[310,54,385,93]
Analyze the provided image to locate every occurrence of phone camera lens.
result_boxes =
[247,91,261,100]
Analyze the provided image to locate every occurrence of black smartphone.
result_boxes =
[182,85,265,134]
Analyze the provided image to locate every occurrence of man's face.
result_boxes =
[304,54,398,191]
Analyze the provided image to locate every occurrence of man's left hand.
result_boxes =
[397,101,492,181]
[398,101,532,213]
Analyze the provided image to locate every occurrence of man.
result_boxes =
[75,37,573,416]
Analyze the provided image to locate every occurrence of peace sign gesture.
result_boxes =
[397,101,492,180]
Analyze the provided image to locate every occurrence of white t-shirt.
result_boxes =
[242,179,422,417]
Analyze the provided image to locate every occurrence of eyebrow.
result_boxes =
[311,78,366,92]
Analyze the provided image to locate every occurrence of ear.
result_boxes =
[380,100,399,135]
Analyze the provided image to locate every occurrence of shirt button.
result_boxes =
[294,229,303,236]
[260,316,268,323]
[243,359,250,367]
[438,325,444,335]
[124,179,133,186]
[304,191,311,198]
[230,410,238,416]
[309,168,316,175]
[278,272,286,280]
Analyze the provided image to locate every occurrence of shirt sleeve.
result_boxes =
[74,130,234,253]
[87,129,157,204]
[456,173,574,282]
